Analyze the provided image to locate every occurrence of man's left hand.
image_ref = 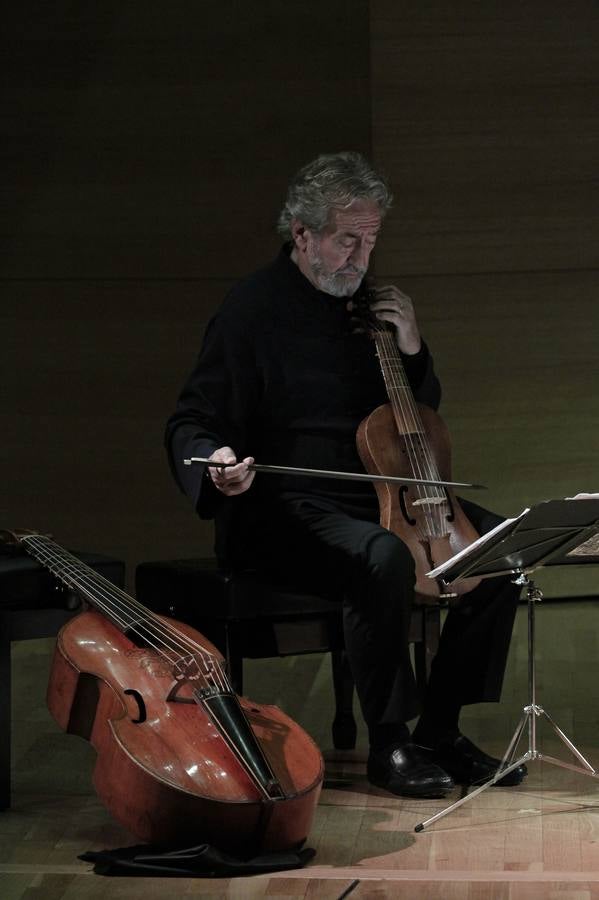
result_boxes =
[367,285,421,355]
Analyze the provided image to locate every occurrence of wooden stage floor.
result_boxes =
[2,599,599,898]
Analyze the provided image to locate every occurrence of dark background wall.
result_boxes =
[370,1,599,596]
[2,1,598,596]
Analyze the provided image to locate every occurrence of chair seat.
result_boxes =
[135,557,341,618]
[135,557,346,658]
[135,557,442,751]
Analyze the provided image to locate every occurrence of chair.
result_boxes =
[135,557,441,750]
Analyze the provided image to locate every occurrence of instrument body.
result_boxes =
[4,530,323,854]
[355,298,481,601]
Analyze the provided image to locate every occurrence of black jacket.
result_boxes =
[165,246,441,553]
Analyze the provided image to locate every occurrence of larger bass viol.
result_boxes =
[2,529,323,855]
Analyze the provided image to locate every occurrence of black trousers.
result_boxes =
[224,493,521,735]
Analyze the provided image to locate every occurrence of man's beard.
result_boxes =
[307,245,366,297]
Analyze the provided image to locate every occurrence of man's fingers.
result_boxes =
[207,447,236,481]
[207,450,255,495]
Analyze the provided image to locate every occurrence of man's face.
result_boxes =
[294,199,382,297]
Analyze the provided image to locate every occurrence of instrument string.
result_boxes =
[378,335,439,482]
[378,330,435,538]
[366,312,426,531]
[373,322,450,540]
[383,328,446,537]
[22,535,231,693]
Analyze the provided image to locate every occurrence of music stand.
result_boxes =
[415,498,599,832]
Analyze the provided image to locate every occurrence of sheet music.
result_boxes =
[426,508,530,580]
[566,533,599,557]
[427,493,599,578]
[561,493,599,557]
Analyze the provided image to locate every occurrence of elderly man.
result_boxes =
[165,152,525,798]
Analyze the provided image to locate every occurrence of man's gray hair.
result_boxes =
[277,151,393,240]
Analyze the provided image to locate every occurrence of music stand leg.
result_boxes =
[415,576,599,833]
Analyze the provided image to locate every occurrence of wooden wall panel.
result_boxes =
[371,2,598,275]
[370,0,599,595]
[4,0,597,600]
[2,2,371,583]
[2,3,370,280]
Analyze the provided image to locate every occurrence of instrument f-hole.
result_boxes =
[124,688,147,723]
[399,485,417,526]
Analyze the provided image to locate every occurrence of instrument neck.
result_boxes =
[371,327,449,518]
[19,533,143,630]
[374,329,424,435]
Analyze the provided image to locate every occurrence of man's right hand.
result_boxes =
[207,447,255,495]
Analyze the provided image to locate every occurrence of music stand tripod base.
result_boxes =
[415,571,599,833]
[414,500,599,832]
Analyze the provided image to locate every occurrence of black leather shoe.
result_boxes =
[367,743,455,798]
[431,734,528,787]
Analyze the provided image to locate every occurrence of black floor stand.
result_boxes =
[415,572,599,832]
